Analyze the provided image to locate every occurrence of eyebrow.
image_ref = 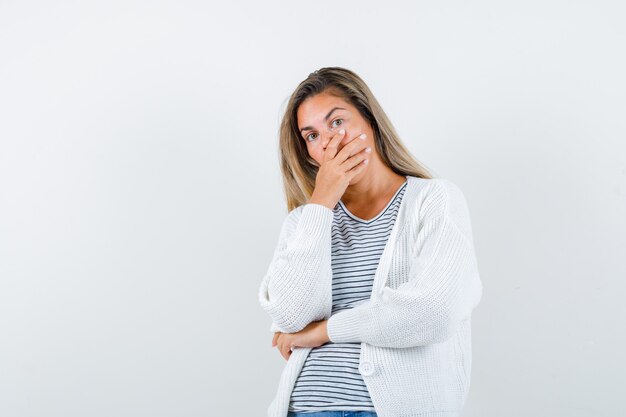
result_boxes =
[299,107,346,133]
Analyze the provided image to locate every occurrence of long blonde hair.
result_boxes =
[279,67,435,212]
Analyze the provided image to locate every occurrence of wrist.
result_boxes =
[309,195,336,211]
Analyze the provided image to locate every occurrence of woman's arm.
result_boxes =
[326,179,483,348]
[258,203,334,334]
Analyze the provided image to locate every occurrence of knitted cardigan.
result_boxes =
[258,176,483,417]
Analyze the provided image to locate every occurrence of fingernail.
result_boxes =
[339,129,345,134]
[360,133,367,139]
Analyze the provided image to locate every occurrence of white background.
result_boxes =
[1,1,625,416]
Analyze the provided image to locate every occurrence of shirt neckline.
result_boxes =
[338,177,408,224]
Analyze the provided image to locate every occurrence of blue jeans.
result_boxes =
[287,412,377,417]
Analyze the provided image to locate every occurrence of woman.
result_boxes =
[258,67,483,417]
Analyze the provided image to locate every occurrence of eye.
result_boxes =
[331,118,343,128]
[305,132,318,142]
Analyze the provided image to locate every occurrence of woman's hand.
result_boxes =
[272,319,330,361]
[309,128,370,210]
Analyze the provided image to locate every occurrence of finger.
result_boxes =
[277,339,286,357]
[335,133,367,164]
[272,332,279,347]
[281,343,290,360]
[322,128,347,163]
[340,145,371,172]
[346,156,369,180]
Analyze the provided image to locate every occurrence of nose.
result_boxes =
[321,130,333,147]
[322,129,346,151]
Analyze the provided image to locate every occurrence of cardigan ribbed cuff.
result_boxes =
[326,307,363,343]
[297,203,334,238]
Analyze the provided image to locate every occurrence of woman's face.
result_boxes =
[296,91,375,168]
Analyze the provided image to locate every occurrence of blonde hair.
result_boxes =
[279,67,435,212]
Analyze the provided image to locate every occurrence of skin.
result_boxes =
[272,90,407,361]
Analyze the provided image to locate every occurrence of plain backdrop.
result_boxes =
[1,1,625,416]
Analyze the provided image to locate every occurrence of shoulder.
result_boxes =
[405,176,473,232]
[406,176,466,212]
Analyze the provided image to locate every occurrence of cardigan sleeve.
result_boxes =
[258,203,334,334]
[326,180,483,348]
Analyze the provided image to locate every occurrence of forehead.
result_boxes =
[296,93,351,124]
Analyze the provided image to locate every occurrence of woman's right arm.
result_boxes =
[258,203,334,334]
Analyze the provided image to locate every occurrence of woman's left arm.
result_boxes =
[325,179,483,348]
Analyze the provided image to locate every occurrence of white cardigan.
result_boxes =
[258,176,483,417]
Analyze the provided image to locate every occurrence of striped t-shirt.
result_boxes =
[288,179,408,413]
